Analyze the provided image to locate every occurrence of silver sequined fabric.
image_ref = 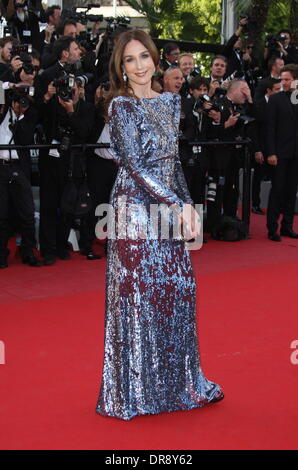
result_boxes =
[96,92,223,420]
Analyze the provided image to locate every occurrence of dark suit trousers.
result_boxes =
[0,161,36,258]
[252,162,269,208]
[223,155,240,218]
[182,162,206,206]
[38,152,72,256]
[267,158,298,234]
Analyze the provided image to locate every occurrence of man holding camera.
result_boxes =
[5,0,46,53]
[265,30,298,65]
[36,36,96,265]
[180,76,221,206]
[0,86,40,268]
[205,79,255,233]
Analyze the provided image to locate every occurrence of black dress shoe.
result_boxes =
[22,254,42,267]
[81,249,102,260]
[0,257,8,269]
[57,249,71,260]
[268,233,281,242]
[280,229,298,238]
[43,254,57,266]
[252,206,265,215]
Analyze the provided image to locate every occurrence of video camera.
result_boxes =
[7,85,34,108]
[105,16,131,32]
[52,74,75,101]
[61,4,103,26]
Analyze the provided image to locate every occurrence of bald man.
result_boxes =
[163,67,184,94]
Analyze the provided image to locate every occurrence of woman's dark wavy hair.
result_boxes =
[105,29,160,114]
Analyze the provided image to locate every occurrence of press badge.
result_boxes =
[23,30,31,37]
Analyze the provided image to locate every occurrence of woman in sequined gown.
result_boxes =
[96,30,224,420]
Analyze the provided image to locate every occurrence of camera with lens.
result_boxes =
[11,45,35,75]
[99,78,110,91]
[77,31,98,52]
[11,44,32,57]
[206,176,217,202]
[194,89,226,115]
[75,72,93,87]
[239,14,256,37]
[105,16,131,33]
[20,52,35,75]
[7,85,34,108]
[230,103,255,124]
[266,33,287,50]
[186,67,201,84]
[53,74,75,101]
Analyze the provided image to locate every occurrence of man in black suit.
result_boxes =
[266,64,298,241]
[6,0,46,54]
[159,42,180,72]
[251,77,281,214]
[254,57,284,102]
[35,36,88,265]
[207,55,227,98]
[180,76,221,206]
[265,30,298,66]
[0,90,40,268]
[39,5,61,56]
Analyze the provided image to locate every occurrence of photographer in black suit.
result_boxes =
[180,76,221,206]
[265,30,298,66]
[5,0,46,54]
[0,87,40,268]
[266,64,298,241]
[36,37,96,265]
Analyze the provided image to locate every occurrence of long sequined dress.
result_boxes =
[96,92,223,420]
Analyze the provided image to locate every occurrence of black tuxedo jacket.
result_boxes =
[226,49,244,78]
[0,104,38,178]
[266,91,298,159]
[252,97,268,155]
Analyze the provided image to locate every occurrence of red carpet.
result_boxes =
[1,216,298,450]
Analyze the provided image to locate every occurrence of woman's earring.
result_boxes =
[122,70,128,83]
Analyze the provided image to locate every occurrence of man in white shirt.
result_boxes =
[0,90,40,268]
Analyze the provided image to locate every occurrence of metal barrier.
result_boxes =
[0,138,252,232]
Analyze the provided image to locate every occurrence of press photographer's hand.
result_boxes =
[224,112,240,128]
[58,96,74,113]
[44,81,56,101]
[11,56,23,73]
[268,155,278,166]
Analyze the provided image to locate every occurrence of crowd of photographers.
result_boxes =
[0,2,297,268]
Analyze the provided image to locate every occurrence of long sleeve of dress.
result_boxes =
[109,96,189,212]
[171,95,194,206]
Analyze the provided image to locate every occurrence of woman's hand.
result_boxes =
[178,204,201,241]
